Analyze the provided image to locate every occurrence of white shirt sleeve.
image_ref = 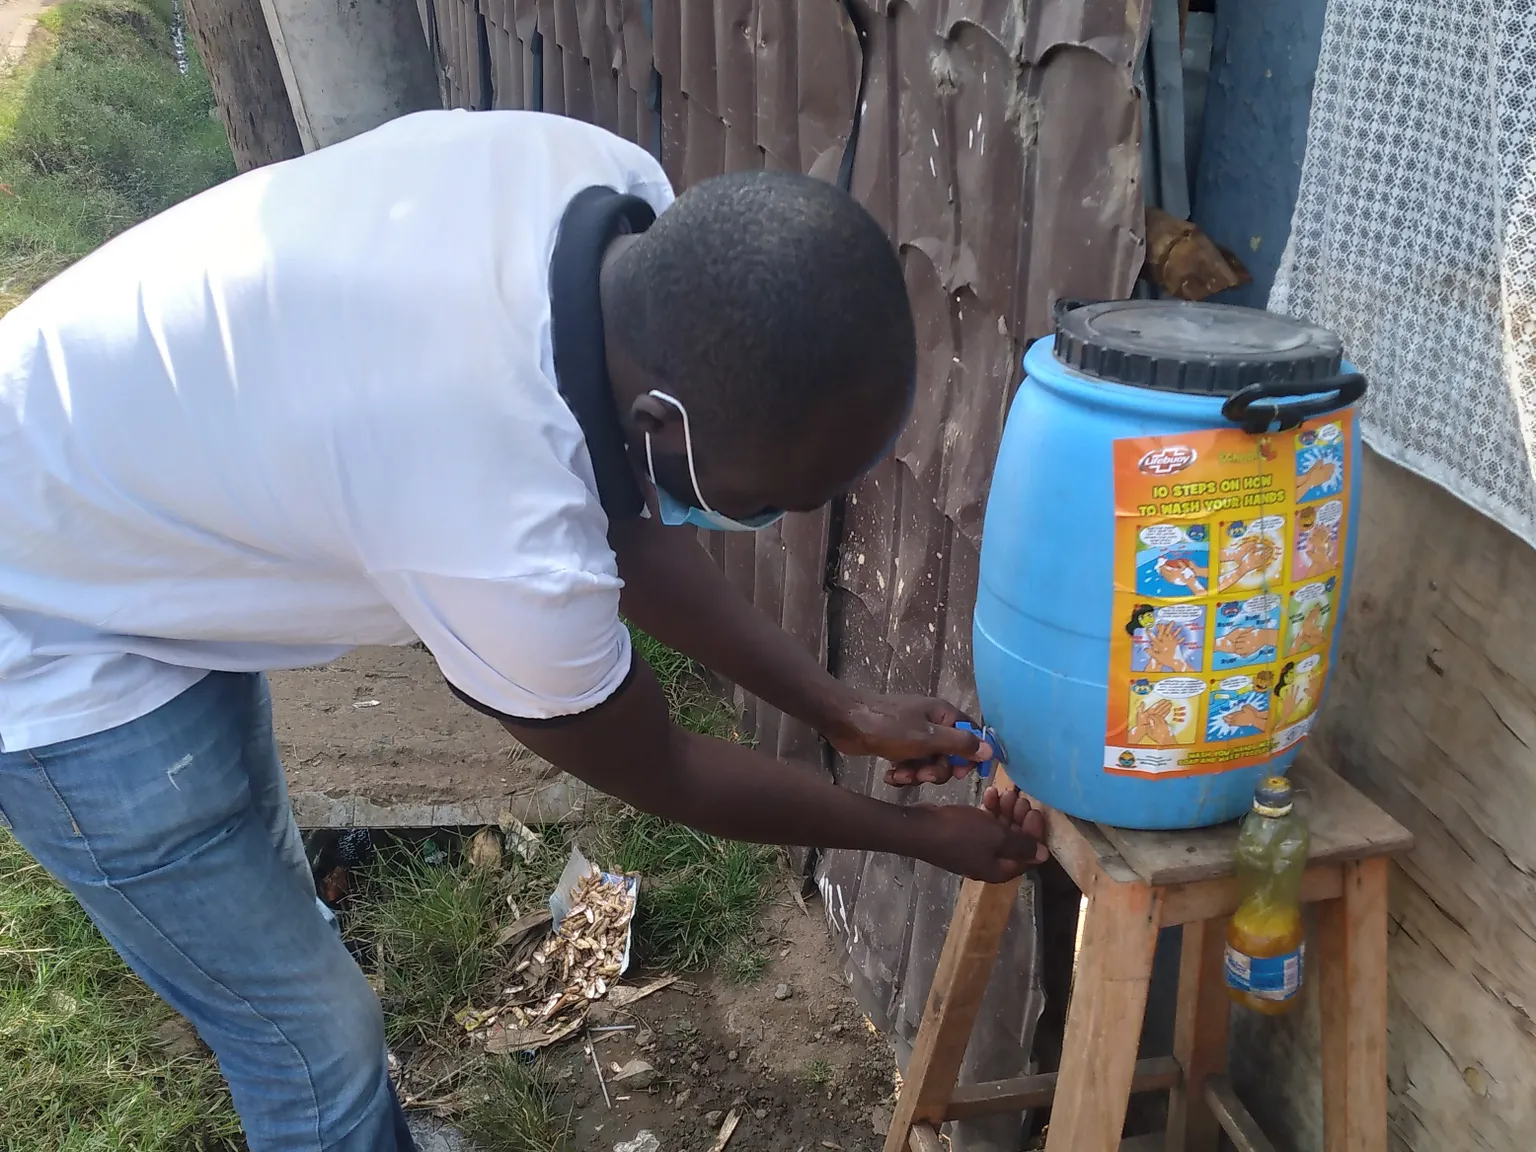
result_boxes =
[373,567,633,721]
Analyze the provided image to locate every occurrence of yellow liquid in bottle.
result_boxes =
[1225,782,1310,1015]
[1227,898,1305,1016]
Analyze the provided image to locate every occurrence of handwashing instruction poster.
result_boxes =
[1103,411,1353,778]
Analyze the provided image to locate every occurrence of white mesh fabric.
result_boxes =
[1269,0,1536,546]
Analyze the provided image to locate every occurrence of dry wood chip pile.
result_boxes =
[462,867,639,1054]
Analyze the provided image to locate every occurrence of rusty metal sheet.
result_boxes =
[895,249,955,492]
[944,21,1033,329]
[432,0,469,108]
[616,0,652,92]
[888,471,948,683]
[481,0,522,109]
[795,0,860,172]
[813,6,1149,1149]
[511,0,538,37]
[753,0,796,166]
[773,507,831,764]
[1023,0,1146,68]
[714,0,756,136]
[934,528,981,714]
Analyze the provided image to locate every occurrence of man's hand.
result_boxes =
[824,690,992,787]
[915,785,1049,882]
[492,654,1048,884]
[610,518,989,788]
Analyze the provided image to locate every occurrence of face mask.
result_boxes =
[643,390,785,532]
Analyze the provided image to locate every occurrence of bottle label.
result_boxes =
[1224,942,1305,1001]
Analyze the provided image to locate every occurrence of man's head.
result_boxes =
[601,170,916,525]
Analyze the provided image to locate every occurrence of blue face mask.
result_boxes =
[644,390,785,533]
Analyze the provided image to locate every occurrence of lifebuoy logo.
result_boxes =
[1138,445,1197,476]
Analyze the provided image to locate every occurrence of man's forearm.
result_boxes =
[665,730,937,853]
[613,520,860,738]
[494,657,1033,883]
[566,718,932,858]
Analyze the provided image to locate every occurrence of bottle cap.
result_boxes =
[1252,775,1294,817]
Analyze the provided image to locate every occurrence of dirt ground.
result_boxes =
[0,0,57,65]
[542,903,898,1152]
[271,647,589,828]
[278,648,896,1150]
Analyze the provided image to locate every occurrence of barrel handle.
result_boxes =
[1052,296,1105,325]
[1220,373,1368,434]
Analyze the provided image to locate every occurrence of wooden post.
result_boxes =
[1043,869,1162,1152]
[1166,916,1231,1152]
[881,873,1024,1152]
[183,0,303,172]
[260,0,440,151]
[1317,857,1390,1152]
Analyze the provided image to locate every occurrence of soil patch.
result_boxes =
[541,902,897,1152]
[271,647,588,828]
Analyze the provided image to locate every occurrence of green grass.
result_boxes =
[0,833,243,1151]
[0,12,242,1145]
[602,809,777,971]
[801,1057,833,1088]
[724,943,769,984]
[345,844,507,1045]
[629,624,741,741]
[0,0,234,313]
[463,1059,573,1152]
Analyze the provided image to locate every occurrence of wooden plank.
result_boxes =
[881,871,1024,1152]
[1043,869,1162,1152]
[943,1056,1182,1120]
[1203,1075,1276,1152]
[1166,917,1231,1152]
[1016,765,1140,892]
[908,1125,943,1152]
[1318,858,1390,1152]
[1158,862,1341,927]
[1098,757,1413,886]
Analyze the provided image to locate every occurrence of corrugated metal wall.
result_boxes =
[428,3,1150,1143]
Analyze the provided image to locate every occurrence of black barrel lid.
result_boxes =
[1053,299,1343,396]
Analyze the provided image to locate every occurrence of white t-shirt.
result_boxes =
[0,110,674,751]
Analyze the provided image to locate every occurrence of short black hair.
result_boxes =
[605,170,916,445]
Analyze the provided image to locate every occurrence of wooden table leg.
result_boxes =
[1042,867,1162,1152]
[881,873,1023,1152]
[1165,916,1231,1152]
[1318,857,1390,1152]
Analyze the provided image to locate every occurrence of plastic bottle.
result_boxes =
[1225,775,1310,1014]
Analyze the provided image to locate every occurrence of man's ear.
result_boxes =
[629,392,681,438]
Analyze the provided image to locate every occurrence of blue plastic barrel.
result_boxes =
[973,301,1366,829]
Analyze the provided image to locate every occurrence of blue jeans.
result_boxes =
[0,672,417,1152]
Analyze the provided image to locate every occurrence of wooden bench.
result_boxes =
[883,756,1413,1152]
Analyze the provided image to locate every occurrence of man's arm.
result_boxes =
[499,653,1047,883]
[608,514,985,783]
